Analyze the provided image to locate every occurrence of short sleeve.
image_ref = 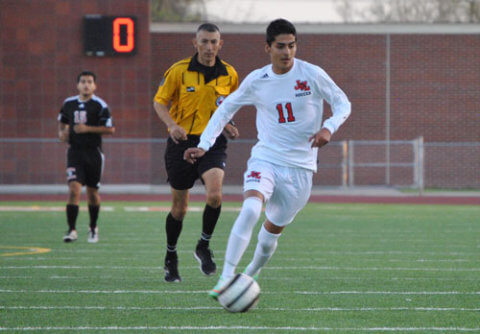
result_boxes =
[58,104,69,124]
[153,67,179,105]
[99,105,113,127]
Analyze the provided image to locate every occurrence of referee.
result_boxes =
[58,70,115,243]
[153,23,239,282]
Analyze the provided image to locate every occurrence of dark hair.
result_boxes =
[266,19,296,46]
[197,22,220,33]
[77,70,96,83]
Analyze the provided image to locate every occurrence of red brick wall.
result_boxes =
[150,33,388,142]
[151,32,480,143]
[150,32,479,188]
[0,0,153,184]
[1,2,479,188]
[391,35,480,142]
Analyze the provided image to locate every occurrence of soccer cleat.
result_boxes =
[209,275,229,300]
[243,268,259,281]
[87,227,99,243]
[194,243,217,276]
[164,255,181,283]
[63,229,78,243]
[209,270,259,300]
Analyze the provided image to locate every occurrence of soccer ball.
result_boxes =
[217,273,260,313]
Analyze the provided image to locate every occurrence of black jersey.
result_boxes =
[58,95,113,149]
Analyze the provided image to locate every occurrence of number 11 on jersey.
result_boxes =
[276,102,295,123]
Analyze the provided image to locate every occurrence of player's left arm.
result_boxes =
[312,68,351,147]
[309,128,331,148]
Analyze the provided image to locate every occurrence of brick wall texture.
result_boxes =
[1,0,479,189]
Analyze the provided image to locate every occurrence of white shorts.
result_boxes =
[243,157,313,227]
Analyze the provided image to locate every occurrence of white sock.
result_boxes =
[222,197,263,279]
[244,224,281,277]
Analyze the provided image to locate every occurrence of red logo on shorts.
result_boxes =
[247,171,261,179]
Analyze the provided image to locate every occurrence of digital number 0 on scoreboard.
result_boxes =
[83,15,137,56]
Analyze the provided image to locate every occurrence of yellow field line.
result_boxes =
[0,246,51,257]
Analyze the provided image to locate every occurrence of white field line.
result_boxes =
[5,256,475,264]
[4,265,480,272]
[2,305,480,312]
[1,289,479,296]
[0,326,479,332]
[3,276,479,283]
[276,250,479,256]
[51,249,480,256]
[1,275,479,283]
[123,206,241,212]
[0,205,241,212]
[266,266,480,272]
[294,291,480,295]
[0,206,114,212]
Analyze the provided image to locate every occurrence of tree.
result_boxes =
[151,0,208,22]
[336,0,480,23]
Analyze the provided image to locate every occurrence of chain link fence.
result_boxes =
[1,138,479,190]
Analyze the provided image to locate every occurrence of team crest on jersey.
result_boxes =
[187,86,195,92]
[246,171,261,183]
[295,80,312,97]
[216,95,225,106]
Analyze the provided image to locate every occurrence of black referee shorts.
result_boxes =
[66,147,104,189]
[165,134,227,190]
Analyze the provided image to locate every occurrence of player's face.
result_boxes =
[193,30,223,67]
[77,75,96,99]
[266,34,297,74]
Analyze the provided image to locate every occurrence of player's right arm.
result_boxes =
[57,104,70,143]
[153,65,188,144]
[58,122,69,143]
[153,101,187,144]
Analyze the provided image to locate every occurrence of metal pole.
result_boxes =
[385,34,391,186]
[341,140,348,187]
[348,140,354,187]
[413,138,419,188]
[418,136,424,195]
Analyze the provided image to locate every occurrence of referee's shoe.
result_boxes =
[194,241,216,276]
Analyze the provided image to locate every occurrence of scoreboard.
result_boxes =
[83,15,137,56]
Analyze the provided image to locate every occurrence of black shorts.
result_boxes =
[165,134,227,190]
[66,147,104,188]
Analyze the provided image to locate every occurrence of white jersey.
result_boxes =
[198,58,351,172]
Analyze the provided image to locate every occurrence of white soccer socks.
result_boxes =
[221,197,263,279]
[244,224,281,278]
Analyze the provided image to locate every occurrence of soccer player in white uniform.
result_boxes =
[184,18,351,298]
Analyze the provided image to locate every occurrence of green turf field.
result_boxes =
[1,201,479,333]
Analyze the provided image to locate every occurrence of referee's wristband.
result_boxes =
[228,120,236,127]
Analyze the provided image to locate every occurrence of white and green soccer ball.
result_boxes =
[217,273,260,313]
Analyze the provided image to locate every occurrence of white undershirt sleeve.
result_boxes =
[198,74,255,151]
[316,68,351,135]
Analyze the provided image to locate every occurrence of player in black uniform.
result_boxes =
[57,71,115,243]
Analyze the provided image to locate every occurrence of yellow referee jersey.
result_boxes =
[154,55,239,136]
